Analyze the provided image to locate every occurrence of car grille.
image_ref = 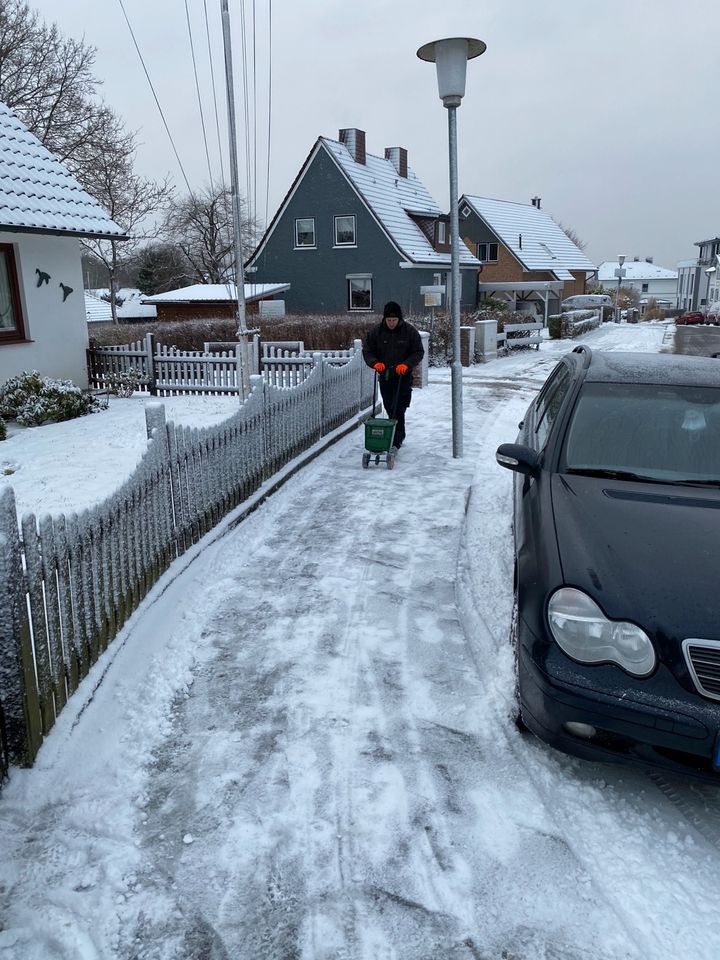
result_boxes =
[683,639,720,701]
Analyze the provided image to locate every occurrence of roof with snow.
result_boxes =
[141,283,290,304]
[598,260,677,281]
[0,102,126,239]
[85,293,113,323]
[249,134,480,269]
[461,195,595,278]
[320,138,479,267]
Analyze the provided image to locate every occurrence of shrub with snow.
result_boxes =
[0,416,5,441]
[0,371,107,427]
[103,368,147,398]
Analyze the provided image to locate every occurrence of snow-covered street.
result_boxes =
[2,322,720,960]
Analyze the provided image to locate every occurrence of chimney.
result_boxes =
[645,256,654,264]
[339,128,366,165]
[385,146,408,179]
[531,196,542,209]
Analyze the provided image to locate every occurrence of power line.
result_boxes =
[203,0,227,190]
[184,0,215,192]
[265,0,272,233]
[116,0,193,195]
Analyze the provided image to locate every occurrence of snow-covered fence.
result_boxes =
[87,334,356,395]
[0,344,375,775]
[260,342,355,389]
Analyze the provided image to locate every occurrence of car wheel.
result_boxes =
[510,588,528,733]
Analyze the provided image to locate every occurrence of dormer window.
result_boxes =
[437,221,446,245]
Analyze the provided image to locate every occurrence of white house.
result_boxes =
[597,258,678,311]
[0,102,124,387]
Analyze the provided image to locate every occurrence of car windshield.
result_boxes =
[561,381,720,484]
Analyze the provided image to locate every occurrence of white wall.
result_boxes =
[0,231,88,387]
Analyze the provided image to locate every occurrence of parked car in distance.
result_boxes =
[496,347,720,782]
[676,311,705,325]
[561,294,614,311]
[706,301,720,325]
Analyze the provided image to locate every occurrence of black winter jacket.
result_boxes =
[362,318,424,375]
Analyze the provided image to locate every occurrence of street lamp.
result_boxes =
[615,254,626,323]
[417,37,485,459]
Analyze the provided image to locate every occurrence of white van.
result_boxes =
[561,294,613,311]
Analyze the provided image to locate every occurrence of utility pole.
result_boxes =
[220,0,253,398]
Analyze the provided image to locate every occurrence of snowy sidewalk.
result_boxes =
[5,323,720,960]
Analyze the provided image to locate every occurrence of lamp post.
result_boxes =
[417,37,485,459]
[614,253,626,323]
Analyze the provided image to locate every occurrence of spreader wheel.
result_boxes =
[362,453,370,469]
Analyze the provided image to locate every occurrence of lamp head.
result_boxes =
[417,37,486,107]
[618,254,626,267]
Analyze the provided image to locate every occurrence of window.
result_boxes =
[460,204,471,218]
[477,242,498,263]
[0,245,26,343]
[437,221,446,245]
[295,218,315,248]
[334,215,356,246]
[534,364,572,450]
[347,276,372,310]
[642,283,649,293]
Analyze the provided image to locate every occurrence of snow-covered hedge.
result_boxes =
[0,371,107,427]
[548,310,601,339]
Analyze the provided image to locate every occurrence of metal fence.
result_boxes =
[0,346,375,778]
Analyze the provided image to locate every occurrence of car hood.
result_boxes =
[550,474,720,640]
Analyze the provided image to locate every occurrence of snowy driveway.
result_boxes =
[2,323,720,960]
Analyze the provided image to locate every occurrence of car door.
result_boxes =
[515,360,575,616]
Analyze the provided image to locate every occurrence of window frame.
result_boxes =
[334,215,356,247]
[534,363,573,451]
[294,217,316,249]
[347,274,373,311]
[477,241,498,263]
[0,243,27,344]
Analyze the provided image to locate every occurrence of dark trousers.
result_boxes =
[379,374,412,447]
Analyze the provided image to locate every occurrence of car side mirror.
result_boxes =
[496,443,540,476]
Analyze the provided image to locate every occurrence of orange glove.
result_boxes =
[373,362,385,372]
[395,363,409,375]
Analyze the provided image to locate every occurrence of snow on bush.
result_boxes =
[0,417,5,441]
[0,371,107,427]
[103,368,147,398]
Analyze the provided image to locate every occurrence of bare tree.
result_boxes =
[0,0,109,179]
[80,115,173,323]
[557,221,587,251]
[162,184,260,284]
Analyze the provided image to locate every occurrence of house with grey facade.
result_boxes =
[247,128,480,316]
[677,237,720,313]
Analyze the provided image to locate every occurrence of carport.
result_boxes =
[478,280,565,326]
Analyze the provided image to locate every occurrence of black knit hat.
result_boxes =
[383,301,403,321]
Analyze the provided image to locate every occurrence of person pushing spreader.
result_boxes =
[361,301,424,468]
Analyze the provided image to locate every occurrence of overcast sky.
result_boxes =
[30,0,720,271]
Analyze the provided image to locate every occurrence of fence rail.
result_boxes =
[0,343,375,778]
[87,334,355,396]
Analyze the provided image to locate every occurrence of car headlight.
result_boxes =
[547,588,656,677]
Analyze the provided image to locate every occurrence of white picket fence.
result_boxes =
[87,334,357,396]
[0,348,375,777]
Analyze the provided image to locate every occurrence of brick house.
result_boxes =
[458,195,595,317]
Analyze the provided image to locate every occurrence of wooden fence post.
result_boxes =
[0,488,41,768]
[145,332,157,395]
